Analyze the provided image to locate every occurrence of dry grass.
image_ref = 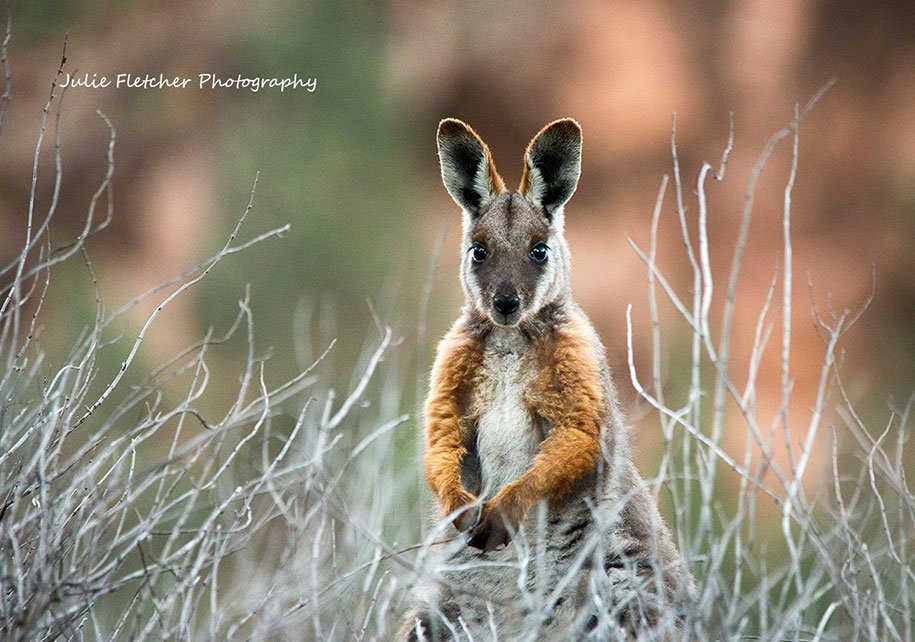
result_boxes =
[1,40,911,641]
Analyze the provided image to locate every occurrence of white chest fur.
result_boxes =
[473,328,544,498]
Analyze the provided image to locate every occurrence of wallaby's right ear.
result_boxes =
[437,119,505,217]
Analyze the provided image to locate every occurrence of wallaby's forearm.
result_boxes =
[423,328,483,518]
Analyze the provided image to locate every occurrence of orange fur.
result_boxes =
[487,154,505,194]
[518,152,533,195]
[519,120,555,194]
[425,315,604,533]
[454,121,505,195]
[423,324,484,522]
[487,314,604,528]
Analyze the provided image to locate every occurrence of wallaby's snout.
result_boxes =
[492,286,520,321]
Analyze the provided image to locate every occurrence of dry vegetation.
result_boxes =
[1,36,912,642]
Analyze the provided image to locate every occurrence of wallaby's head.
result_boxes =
[437,118,582,327]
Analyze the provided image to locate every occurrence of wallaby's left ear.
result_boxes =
[520,118,582,221]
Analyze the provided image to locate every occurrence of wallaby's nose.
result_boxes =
[493,295,519,316]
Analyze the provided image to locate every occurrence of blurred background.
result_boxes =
[2,0,914,493]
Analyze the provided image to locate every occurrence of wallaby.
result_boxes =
[401,119,695,641]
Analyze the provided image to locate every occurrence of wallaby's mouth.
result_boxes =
[491,310,521,327]
[489,308,521,328]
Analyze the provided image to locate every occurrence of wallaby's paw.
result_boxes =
[487,484,528,530]
[441,487,477,530]
[453,503,482,532]
[466,498,522,551]
[467,510,511,551]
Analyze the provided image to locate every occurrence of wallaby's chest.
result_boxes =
[471,331,546,496]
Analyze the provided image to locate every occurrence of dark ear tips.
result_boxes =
[527,118,582,167]
[541,118,582,144]
[437,118,474,140]
[436,119,488,156]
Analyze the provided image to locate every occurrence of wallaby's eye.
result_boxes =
[470,242,488,264]
[529,241,549,265]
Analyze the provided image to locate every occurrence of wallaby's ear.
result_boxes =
[520,119,582,221]
[437,119,505,217]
